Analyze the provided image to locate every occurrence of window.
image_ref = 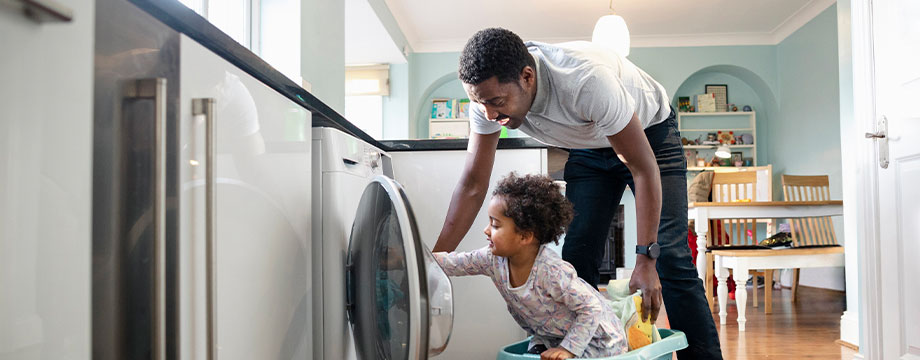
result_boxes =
[345,65,389,138]
[177,0,301,82]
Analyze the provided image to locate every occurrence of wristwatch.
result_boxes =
[636,243,661,259]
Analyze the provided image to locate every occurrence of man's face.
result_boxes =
[463,68,535,130]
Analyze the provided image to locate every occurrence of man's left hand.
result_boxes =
[628,258,662,324]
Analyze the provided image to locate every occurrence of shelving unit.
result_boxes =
[429,117,470,139]
[677,111,757,170]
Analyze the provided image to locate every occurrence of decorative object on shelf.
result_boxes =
[696,157,706,167]
[678,96,691,112]
[743,157,754,166]
[710,157,723,167]
[715,145,731,159]
[741,133,754,144]
[457,99,471,118]
[705,84,728,112]
[704,132,718,144]
[684,149,697,166]
[742,105,753,112]
[431,98,453,119]
[734,135,744,144]
[717,130,735,144]
[688,105,695,112]
[732,105,738,112]
[731,152,743,167]
[681,137,689,145]
[720,157,732,166]
[696,93,716,112]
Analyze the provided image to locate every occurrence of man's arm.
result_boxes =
[606,113,663,323]
[432,130,500,252]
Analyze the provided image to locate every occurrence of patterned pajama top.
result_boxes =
[433,246,628,357]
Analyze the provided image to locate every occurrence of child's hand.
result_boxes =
[540,347,574,360]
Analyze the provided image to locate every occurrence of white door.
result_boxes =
[871,0,920,358]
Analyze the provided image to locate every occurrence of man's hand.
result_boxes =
[628,257,662,324]
[540,347,575,360]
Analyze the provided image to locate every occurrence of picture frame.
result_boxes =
[731,152,744,166]
[705,84,728,112]
[431,98,452,119]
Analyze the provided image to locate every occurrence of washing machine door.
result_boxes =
[346,175,454,360]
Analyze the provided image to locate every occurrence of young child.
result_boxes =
[434,173,628,359]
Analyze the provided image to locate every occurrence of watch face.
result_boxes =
[649,243,661,258]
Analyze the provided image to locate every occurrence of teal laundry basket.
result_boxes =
[496,329,688,360]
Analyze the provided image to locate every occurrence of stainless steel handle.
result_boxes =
[125,78,167,360]
[193,98,217,360]
[866,116,889,169]
[13,0,73,22]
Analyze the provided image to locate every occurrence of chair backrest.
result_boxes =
[710,165,773,201]
[782,175,838,247]
[709,171,759,247]
[711,171,757,202]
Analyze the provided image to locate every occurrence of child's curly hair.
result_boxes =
[493,173,574,245]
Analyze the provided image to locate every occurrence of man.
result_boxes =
[432,28,722,359]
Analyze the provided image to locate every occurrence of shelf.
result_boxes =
[678,128,754,132]
[685,145,755,149]
[688,166,759,171]
[430,117,469,122]
[677,111,755,116]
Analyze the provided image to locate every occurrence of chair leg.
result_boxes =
[765,269,773,314]
[705,253,714,311]
[752,270,758,308]
[792,268,801,303]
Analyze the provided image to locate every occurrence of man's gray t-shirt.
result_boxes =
[470,41,671,149]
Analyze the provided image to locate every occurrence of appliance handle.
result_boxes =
[124,78,168,360]
[15,0,73,23]
[193,98,217,360]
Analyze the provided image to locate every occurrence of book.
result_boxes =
[431,99,452,119]
[457,99,471,118]
[696,93,716,112]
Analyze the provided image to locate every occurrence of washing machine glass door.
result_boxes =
[346,175,454,360]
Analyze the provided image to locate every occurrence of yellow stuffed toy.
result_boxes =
[625,296,655,350]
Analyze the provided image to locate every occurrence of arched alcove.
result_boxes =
[414,72,465,138]
[674,65,779,167]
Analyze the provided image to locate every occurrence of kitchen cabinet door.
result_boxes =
[178,35,312,360]
[0,1,94,358]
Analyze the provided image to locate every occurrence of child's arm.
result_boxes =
[432,246,495,277]
[542,265,607,357]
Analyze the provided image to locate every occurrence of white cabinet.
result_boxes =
[677,111,758,171]
[0,1,94,358]
[389,148,547,360]
[178,35,312,360]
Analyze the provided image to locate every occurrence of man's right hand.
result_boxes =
[432,131,500,253]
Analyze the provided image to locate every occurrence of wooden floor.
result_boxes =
[708,285,857,359]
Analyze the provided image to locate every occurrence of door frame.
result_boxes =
[849,0,883,358]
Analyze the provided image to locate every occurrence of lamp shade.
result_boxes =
[715,145,731,159]
[592,14,630,56]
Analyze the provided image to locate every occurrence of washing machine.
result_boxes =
[312,127,453,360]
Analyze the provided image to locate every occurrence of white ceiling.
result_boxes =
[345,0,407,65]
[382,0,837,53]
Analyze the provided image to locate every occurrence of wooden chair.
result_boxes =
[704,171,769,310]
[781,175,839,302]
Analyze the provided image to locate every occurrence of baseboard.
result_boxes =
[839,310,859,348]
[835,339,858,351]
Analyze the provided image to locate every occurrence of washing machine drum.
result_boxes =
[346,176,454,360]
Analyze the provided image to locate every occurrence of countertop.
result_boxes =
[129,0,547,153]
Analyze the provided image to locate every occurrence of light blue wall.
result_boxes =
[398,9,842,279]
[301,0,344,113]
[383,63,409,139]
[775,4,843,291]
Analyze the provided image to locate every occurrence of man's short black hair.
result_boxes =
[458,28,536,85]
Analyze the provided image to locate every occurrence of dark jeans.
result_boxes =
[561,109,723,359]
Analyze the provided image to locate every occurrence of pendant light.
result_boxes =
[592,0,630,56]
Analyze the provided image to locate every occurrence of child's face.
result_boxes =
[484,196,532,257]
